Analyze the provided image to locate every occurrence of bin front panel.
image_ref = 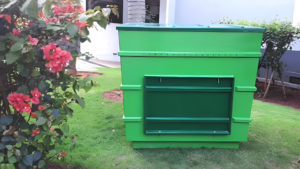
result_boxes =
[144,76,234,135]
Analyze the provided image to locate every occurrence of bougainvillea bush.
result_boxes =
[0,0,111,168]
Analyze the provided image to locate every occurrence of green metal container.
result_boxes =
[117,23,264,149]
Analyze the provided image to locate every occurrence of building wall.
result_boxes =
[81,23,121,62]
[174,0,295,24]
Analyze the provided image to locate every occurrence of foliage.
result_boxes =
[214,17,300,71]
[0,0,111,168]
[214,17,300,98]
[145,5,157,23]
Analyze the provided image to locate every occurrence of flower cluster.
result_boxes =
[42,43,73,72]
[30,88,41,104]
[7,88,42,113]
[7,93,31,113]
[45,17,58,24]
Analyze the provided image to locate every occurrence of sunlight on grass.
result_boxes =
[57,68,300,169]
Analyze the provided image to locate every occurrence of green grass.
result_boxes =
[57,68,300,169]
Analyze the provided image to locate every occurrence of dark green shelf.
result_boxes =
[146,117,230,123]
[146,86,232,92]
[146,130,230,135]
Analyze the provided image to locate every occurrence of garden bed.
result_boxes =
[254,82,300,109]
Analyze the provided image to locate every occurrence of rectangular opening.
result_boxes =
[144,76,234,135]
[289,76,300,85]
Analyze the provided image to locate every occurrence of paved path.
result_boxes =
[76,58,121,71]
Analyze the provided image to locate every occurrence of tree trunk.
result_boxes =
[279,75,287,99]
[128,0,145,23]
[262,70,274,100]
[264,66,269,90]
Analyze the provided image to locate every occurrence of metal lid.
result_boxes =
[116,23,265,32]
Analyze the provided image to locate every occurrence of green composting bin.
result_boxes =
[117,23,264,149]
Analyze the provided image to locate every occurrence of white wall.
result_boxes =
[81,23,121,62]
[175,0,295,24]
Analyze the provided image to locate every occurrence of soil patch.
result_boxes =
[254,82,300,110]
[102,89,123,102]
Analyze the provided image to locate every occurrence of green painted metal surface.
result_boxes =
[118,23,264,148]
[116,23,265,32]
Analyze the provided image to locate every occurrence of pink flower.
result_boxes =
[60,36,70,41]
[32,128,40,136]
[30,97,39,104]
[10,42,15,45]
[28,35,38,46]
[38,105,46,111]
[50,128,54,132]
[12,28,21,37]
[51,17,58,23]
[45,18,52,24]
[0,14,11,23]
[42,43,57,59]
[75,5,85,13]
[39,12,45,18]
[22,104,31,113]
[31,88,41,98]
[42,43,73,72]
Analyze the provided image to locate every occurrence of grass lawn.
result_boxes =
[57,68,300,169]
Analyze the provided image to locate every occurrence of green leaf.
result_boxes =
[43,136,51,146]
[34,133,43,141]
[10,42,24,52]
[16,86,29,95]
[79,80,85,88]
[17,63,24,72]
[0,155,3,163]
[38,80,50,93]
[8,156,17,164]
[15,142,21,148]
[6,50,22,65]
[16,136,26,142]
[6,145,13,150]
[27,0,39,20]
[81,27,89,37]
[36,117,46,125]
[96,15,107,29]
[20,122,29,129]
[61,123,69,134]
[46,149,56,157]
[38,160,45,168]
[67,24,79,37]
[64,91,74,99]
[0,164,7,169]
[0,41,5,51]
[94,6,101,11]
[46,23,62,31]
[112,8,119,18]
[31,69,40,77]
[7,150,13,157]
[74,95,85,108]
[42,0,52,17]
[20,68,29,77]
